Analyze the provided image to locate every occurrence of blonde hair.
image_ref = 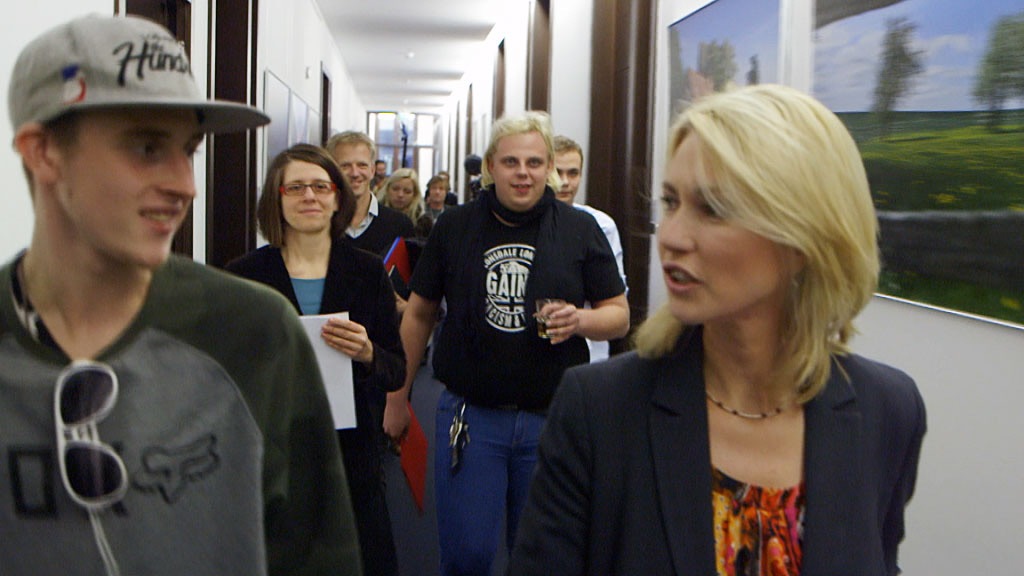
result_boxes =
[380,167,424,223]
[635,84,879,402]
[481,110,561,190]
[325,130,376,160]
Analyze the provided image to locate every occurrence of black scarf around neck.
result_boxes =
[479,184,555,226]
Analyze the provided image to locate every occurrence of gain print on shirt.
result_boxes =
[483,243,534,333]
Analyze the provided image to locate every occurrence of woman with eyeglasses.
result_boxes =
[226,143,404,576]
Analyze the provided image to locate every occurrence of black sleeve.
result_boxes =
[883,374,927,575]
[581,217,626,303]
[367,262,406,393]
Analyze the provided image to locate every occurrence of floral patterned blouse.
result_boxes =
[711,468,805,576]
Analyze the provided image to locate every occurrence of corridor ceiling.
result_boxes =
[315,0,505,112]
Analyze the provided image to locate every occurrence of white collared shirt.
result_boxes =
[575,203,627,362]
[346,194,380,239]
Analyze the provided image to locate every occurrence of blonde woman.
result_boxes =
[381,167,425,226]
[509,85,926,575]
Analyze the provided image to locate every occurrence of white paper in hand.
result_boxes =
[299,313,357,429]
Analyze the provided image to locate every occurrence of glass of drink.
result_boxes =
[534,299,565,339]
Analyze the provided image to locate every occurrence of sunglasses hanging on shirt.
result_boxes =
[54,360,128,576]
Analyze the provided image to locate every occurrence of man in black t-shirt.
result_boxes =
[388,111,629,575]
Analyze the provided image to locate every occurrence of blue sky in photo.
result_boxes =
[670,0,781,87]
[814,0,1023,112]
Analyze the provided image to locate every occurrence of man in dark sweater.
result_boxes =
[327,131,415,456]
[1,14,361,575]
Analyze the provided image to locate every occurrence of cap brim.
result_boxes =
[49,98,270,134]
[193,101,271,134]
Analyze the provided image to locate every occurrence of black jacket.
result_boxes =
[225,240,405,424]
[509,329,926,575]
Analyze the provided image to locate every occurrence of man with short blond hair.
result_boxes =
[326,131,413,257]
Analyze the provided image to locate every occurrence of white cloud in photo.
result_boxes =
[814,25,886,111]
[901,34,978,110]
[902,63,978,110]
[919,33,972,57]
[816,18,990,112]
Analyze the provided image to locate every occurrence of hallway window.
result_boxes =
[369,112,438,190]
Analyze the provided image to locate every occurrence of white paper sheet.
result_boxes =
[299,313,356,429]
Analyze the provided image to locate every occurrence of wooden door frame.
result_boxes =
[589,0,656,350]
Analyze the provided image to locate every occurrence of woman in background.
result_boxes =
[508,84,926,576]
[226,144,404,576]
[380,167,427,230]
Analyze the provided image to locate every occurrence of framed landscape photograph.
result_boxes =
[814,0,1024,326]
[667,0,781,120]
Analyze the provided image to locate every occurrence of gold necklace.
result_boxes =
[705,389,784,420]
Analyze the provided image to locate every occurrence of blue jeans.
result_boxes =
[434,389,546,575]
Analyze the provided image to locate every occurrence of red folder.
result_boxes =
[383,237,412,283]
[399,407,428,514]
[383,237,412,300]
[386,236,427,512]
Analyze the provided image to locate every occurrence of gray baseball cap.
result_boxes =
[8,14,269,133]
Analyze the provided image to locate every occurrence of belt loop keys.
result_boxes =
[449,401,470,472]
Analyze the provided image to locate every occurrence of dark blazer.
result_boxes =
[508,329,926,576]
[224,240,405,413]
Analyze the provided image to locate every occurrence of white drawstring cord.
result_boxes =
[89,509,122,576]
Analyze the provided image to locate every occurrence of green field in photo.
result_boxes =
[879,270,1024,325]
[839,110,1024,211]
[839,110,1024,326]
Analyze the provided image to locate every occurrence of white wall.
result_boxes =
[549,0,595,203]
[258,0,366,156]
[447,1,552,197]
[0,1,113,262]
[856,296,1024,573]
[188,2,211,262]
[653,1,1024,574]
[446,10,507,197]
[251,0,366,246]
[501,3,531,118]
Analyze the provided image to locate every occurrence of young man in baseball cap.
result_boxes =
[0,14,361,575]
